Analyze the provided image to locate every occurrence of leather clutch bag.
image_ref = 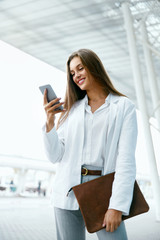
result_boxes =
[72,172,149,233]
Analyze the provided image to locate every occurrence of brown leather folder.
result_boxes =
[72,172,149,233]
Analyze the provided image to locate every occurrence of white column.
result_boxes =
[16,169,28,195]
[141,22,160,130]
[122,2,160,221]
[46,172,55,197]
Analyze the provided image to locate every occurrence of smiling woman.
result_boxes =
[69,56,110,113]
[42,49,138,240]
[57,49,125,128]
[70,56,98,89]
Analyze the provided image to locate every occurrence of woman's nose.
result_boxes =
[75,71,80,80]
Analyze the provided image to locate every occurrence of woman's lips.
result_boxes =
[78,78,85,85]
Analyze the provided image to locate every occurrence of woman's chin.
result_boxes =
[80,87,87,91]
[78,83,88,91]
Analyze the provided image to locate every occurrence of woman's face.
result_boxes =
[69,56,94,91]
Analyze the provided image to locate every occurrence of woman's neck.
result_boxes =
[86,88,108,103]
[86,89,109,113]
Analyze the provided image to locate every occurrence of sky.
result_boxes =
[0,40,160,178]
[0,40,66,161]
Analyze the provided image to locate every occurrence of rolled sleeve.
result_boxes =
[108,100,138,215]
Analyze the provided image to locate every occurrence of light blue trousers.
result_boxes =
[54,165,128,240]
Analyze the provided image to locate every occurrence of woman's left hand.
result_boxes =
[102,209,122,232]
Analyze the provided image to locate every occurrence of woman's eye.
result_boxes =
[79,67,83,70]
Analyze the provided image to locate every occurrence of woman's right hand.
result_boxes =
[43,89,65,132]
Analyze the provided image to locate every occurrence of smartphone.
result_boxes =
[39,84,63,110]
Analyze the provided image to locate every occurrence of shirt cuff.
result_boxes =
[42,124,56,135]
[108,206,129,216]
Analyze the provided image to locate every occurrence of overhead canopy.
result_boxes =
[0,0,160,115]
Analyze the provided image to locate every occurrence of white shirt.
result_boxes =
[82,94,111,167]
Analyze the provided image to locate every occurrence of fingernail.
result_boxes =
[102,223,105,227]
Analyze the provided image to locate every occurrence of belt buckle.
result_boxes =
[82,167,88,176]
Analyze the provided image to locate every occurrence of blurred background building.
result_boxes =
[0,0,160,221]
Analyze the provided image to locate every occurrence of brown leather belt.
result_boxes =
[81,167,102,176]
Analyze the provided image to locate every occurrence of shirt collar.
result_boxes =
[84,93,111,106]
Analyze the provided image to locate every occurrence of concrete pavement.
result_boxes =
[0,197,159,240]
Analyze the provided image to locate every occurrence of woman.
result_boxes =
[42,49,137,240]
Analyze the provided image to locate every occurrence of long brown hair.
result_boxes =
[57,49,124,128]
